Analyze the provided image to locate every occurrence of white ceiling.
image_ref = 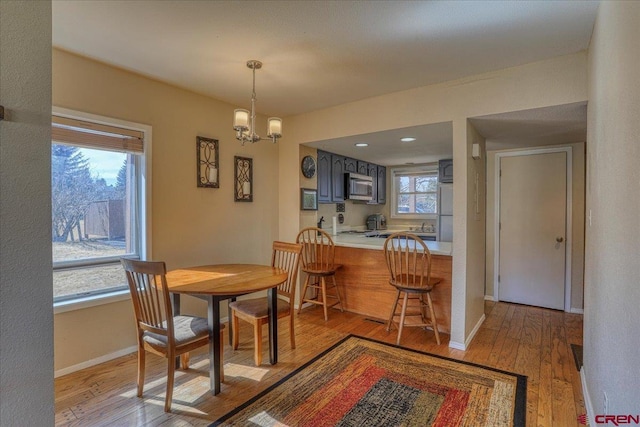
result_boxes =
[52,0,598,164]
[307,122,453,167]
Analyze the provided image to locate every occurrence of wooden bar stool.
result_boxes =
[296,227,343,321]
[383,232,442,345]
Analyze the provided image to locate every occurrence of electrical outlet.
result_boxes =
[603,391,609,415]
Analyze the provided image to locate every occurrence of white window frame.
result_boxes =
[52,107,152,311]
[390,165,439,220]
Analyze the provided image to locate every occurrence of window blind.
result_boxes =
[52,115,144,153]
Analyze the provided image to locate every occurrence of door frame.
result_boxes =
[493,146,573,312]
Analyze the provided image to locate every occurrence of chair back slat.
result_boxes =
[296,227,335,271]
[383,233,432,289]
[121,258,174,340]
[272,241,303,300]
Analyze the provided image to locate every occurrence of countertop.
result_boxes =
[330,232,452,256]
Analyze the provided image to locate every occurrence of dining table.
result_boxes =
[165,263,288,395]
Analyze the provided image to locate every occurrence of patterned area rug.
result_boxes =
[212,335,526,426]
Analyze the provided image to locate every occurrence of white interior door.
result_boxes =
[498,152,567,310]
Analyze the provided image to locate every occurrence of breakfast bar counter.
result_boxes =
[331,233,452,256]
[329,232,452,335]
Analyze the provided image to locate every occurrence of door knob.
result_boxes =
[556,237,564,243]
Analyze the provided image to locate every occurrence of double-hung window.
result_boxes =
[51,112,148,303]
[390,166,438,218]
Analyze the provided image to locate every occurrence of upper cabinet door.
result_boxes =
[357,161,368,175]
[438,159,453,183]
[331,154,346,202]
[376,166,386,204]
[317,150,332,203]
[344,157,357,173]
[367,164,377,204]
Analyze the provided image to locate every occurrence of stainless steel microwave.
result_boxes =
[345,172,373,201]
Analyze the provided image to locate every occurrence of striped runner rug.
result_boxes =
[212,335,526,426]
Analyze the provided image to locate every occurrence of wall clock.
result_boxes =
[301,155,316,178]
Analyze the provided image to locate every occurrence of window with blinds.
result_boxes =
[51,113,147,302]
[391,166,439,217]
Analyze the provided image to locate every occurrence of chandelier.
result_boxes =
[233,60,282,145]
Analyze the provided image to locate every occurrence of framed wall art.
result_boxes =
[300,188,318,211]
[197,136,219,188]
[234,156,253,202]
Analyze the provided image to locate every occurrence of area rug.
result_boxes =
[212,335,526,426]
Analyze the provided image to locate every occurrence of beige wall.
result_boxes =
[282,52,587,346]
[0,1,54,424]
[584,1,640,415]
[485,142,585,311]
[464,122,487,337]
[52,49,281,371]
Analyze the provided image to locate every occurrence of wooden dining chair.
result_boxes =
[296,227,344,321]
[383,232,442,345]
[229,241,303,366]
[121,258,224,412]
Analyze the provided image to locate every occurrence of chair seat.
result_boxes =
[143,315,223,348]
[229,297,290,318]
[302,262,342,276]
[390,276,441,292]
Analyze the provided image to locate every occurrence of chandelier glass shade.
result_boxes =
[233,60,282,145]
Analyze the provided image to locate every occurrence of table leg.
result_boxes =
[227,297,236,346]
[268,286,278,365]
[207,296,222,395]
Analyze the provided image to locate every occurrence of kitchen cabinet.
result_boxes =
[376,166,386,204]
[331,154,346,202]
[367,164,377,203]
[357,161,368,175]
[438,159,453,183]
[344,157,357,173]
[315,150,386,204]
[317,150,332,203]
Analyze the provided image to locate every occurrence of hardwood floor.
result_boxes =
[55,301,585,426]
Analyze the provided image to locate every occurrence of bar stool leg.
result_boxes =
[397,292,409,345]
[387,289,400,332]
[321,277,329,321]
[426,292,441,345]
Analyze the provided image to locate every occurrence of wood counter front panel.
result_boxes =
[334,246,452,334]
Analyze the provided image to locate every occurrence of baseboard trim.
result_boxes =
[570,308,584,314]
[448,340,466,350]
[448,314,486,351]
[55,345,138,378]
[580,366,595,427]
[55,315,231,378]
[484,295,495,301]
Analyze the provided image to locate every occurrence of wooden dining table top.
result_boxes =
[165,263,288,296]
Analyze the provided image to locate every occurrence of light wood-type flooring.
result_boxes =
[55,301,585,426]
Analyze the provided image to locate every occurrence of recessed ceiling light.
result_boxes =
[401,137,416,142]
[354,143,368,147]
